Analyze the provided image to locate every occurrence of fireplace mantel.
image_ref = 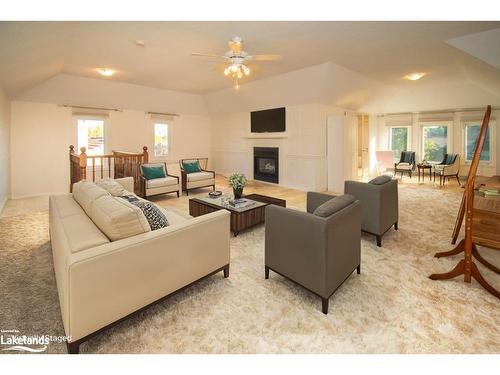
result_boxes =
[243,133,288,139]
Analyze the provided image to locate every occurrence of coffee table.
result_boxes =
[189,193,286,236]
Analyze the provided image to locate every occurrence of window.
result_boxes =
[154,123,169,157]
[422,125,448,163]
[465,123,491,162]
[389,127,409,161]
[77,118,105,160]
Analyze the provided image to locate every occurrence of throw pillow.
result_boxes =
[120,195,169,230]
[313,194,356,217]
[97,178,126,196]
[141,165,166,180]
[182,160,202,174]
[445,154,456,165]
[369,175,392,185]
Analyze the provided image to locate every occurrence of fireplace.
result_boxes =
[254,147,279,184]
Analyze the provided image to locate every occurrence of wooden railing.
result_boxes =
[69,145,148,196]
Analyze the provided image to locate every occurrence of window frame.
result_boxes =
[462,119,496,166]
[152,121,171,159]
[74,115,108,156]
[388,125,411,162]
[419,120,453,164]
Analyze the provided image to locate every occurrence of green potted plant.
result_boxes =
[228,173,247,199]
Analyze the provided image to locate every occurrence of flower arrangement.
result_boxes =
[228,173,247,199]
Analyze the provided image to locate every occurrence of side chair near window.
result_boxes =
[140,162,180,198]
[344,175,399,247]
[179,158,216,195]
[264,192,361,314]
[433,153,461,187]
[394,151,416,179]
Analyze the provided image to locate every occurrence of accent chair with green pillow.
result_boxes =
[344,178,398,247]
[139,162,180,199]
[265,192,361,314]
[179,158,216,195]
[433,153,460,187]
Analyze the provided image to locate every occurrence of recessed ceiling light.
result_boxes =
[135,40,145,47]
[404,72,426,81]
[97,68,115,77]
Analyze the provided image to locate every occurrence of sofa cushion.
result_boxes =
[160,207,191,225]
[72,181,110,216]
[89,195,151,241]
[313,194,356,217]
[369,175,392,185]
[182,160,202,173]
[146,176,178,189]
[97,178,126,196]
[120,195,169,231]
[60,213,110,253]
[187,171,213,182]
[141,164,166,180]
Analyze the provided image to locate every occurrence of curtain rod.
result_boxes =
[378,106,499,117]
[59,104,122,112]
[146,111,179,117]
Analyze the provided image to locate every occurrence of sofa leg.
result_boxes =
[376,235,382,247]
[357,264,361,274]
[394,221,398,230]
[223,264,230,278]
[321,298,329,315]
[67,341,80,354]
[265,265,270,279]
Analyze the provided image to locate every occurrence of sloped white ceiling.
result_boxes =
[1,21,499,97]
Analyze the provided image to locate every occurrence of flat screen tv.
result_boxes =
[251,107,286,133]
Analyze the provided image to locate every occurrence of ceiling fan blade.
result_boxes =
[250,54,282,61]
[191,53,227,59]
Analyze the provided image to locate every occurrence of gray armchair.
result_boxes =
[265,192,361,314]
[344,178,398,247]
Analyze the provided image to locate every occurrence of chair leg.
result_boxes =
[212,185,216,191]
[321,297,329,315]
[176,191,179,198]
[455,174,461,186]
[186,190,189,196]
[265,265,270,279]
[394,221,398,230]
[376,235,382,247]
[357,264,361,274]
[223,264,230,278]
[67,341,80,354]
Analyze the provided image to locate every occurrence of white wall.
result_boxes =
[210,103,345,192]
[10,101,211,198]
[0,88,11,212]
[376,109,499,177]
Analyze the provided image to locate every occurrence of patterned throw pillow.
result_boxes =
[120,195,169,230]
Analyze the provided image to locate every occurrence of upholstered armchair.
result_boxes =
[394,151,416,179]
[179,158,215,195]
[433,154,461,186]
[344,176,398,247]
[139,162,180,198]
[265,192,361,314]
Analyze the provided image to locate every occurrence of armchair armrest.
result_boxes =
[306,192,335,213]
[167,173,180,183]
[201,169,216,177]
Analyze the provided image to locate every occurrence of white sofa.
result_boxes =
[49,177,230,354]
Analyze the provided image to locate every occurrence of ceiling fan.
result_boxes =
[192,36,282,89]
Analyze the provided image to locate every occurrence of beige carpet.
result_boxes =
[0,184,499,354]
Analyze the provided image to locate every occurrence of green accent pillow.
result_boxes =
[182,160,202,174]
[141,165,166,180]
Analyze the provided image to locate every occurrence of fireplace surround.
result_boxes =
[254,147,279,184]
